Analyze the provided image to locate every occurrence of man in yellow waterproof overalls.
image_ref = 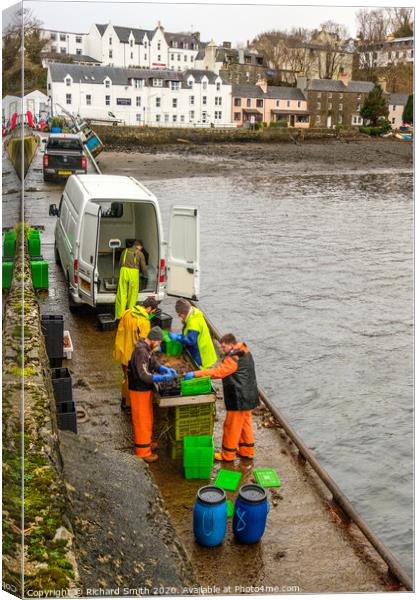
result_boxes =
[113,296,159,410]
[115,240,148,320]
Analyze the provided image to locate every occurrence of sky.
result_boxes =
[1,0,414,46]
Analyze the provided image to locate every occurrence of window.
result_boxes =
[317,92,322,99]
[339,103,343,111]
[105,95,110,106]
[177,54,181,61]
[357,103,361,112]
[173,41,177,48]
[157,42,161,50]
[51,46,57,53]
[109,37,112,45]
[66,94,72,105]
[203,96,207,105]
[133,79,144,88]
[184,55,187,61]
[157,55,161,62]
[76,48,82,55]
[328,92,332,98]
[178,66,182,71]
[276,100,280,107]
[392,105,396,111]
[136,96,141,107]
[180,115,185,122]
[189,96,195,105]
[101,202,123,218]
[76,36,82,44]
[352,115,363,125]
[144,54,147,60]
[130,39,133,47]
[153,78,163,87]
[156,97,161,107]
[170,81,180,90]
[392,117,396,124]
[60,47,66,54]
[172,114,177,122]
[109,50,113,59]
[338,114,343,124]
[202,112,207,122]
[214,111,222,120]
[317,102,321,110]
[189,110,195,121]
[172,98,177,108]
[86,94,91,105]
[410,50,414,58]
[287,100,291,107]
[234,112,241,121]
[297,101,301,108]
[215,97,222,106]
[144,41,148,48]
[105,79,110,88]
[65,77,71,86]
[164,114,169,122]
[188,79,193,88]
[216,82,221,91]
[60,34,66,41]
[202,81,207,90]
[234,98,241,107]
[388,52,392,59]
[130,52,133,60]
[339,93,343,99]
[50,33,57,40]
[246,98,251,108]
[156,114,161,122]
[316,115,321,124]
[256,99,263,108]
[171,54,174,60]
[190,56,194,62]
[136,113,142,122]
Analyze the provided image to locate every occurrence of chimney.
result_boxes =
[296,75,308,91]
[338,71,350,86]
[222,41,231,49]
[378,76,387,92]
[257,78,268,93]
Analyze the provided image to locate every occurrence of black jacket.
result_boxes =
[222,346,259,411]
[128,339,160,392]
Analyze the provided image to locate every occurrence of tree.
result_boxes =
[360,82,389,125]
[317,21,350,79]
[402,94,413,124]
[2,8,48,95]
[356,8,391,42]
[388,8,413,37]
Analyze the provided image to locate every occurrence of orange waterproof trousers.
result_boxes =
[130,390,153,457]
[221,410,255,461]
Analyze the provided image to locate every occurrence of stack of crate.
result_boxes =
[28,229,48,289]
[2,231,16,290]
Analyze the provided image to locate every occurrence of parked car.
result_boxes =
[49,174,200,310]
[43,133,87,182]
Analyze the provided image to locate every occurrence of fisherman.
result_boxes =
[113,296,159,410]
[115,240,148,320]
[128,326,177,463]
[168,298,217,369]
[184,333,259,461]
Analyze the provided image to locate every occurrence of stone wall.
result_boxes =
[2,225,78,596]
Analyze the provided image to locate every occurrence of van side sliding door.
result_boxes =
[166,206,200,300]
[78,202,101,306]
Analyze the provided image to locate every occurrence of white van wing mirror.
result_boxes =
[49,204,59,217]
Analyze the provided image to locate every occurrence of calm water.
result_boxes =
[150,170,414,576]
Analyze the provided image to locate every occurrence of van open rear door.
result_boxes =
[166,206,200,300]
[78,202,101,306]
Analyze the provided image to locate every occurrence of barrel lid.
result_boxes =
[238,484,267,504]
[197,485,226,506]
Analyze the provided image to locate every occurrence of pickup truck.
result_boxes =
[43,133,87,181]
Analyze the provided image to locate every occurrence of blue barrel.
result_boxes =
[193,485,227,547]
[51,127,61,133]
[233,484,269,544]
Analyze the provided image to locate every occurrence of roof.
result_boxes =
[184,69,229,84]
[232,84,265,98]
[307,79,374,93]
[266,86,306,100]
[389,93,409,106]
[242,108,263,114]
[42,52,101,64]
[95,24,153,43]
[77,174,156,202]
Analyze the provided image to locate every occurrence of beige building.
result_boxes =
[231,80,309,127]
[388,93,409,129]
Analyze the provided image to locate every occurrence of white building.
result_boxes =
[47,63,232,127]
[41,22,205,70]
[2,90,50,123]
[388,93,409,129]
[357,36,414,70]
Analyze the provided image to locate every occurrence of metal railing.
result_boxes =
[197,303,413,592]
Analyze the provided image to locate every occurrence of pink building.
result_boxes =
[232,80,310,128]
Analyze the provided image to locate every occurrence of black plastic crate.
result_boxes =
[97,313,116,331]
[56,400,75,414]
[51,367,73,404]
[30,255,43,261]
[50,357,63,368]
[151,311,173,330]
[57,411,77,434]
[155,380,181,397]
[41,314,64,360]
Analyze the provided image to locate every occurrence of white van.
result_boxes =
[49,174,200,310]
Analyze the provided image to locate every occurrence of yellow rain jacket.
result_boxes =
[113,305,151,367]
[182,307,217,369]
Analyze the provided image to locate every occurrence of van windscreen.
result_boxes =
[47,138,82,151]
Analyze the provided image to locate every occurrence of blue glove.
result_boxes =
[168,332,183,342]
[152,373,176,383]
[183,372,195,380]
[159,365,178,377]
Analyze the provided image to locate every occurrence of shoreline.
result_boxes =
[97,139,413,180]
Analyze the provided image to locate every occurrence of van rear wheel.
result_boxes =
[54,244,61,265]
[67,273,80,313]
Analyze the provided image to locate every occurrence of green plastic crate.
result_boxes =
[169,439,183,460]
[253,469,282,488]
[181,376,212,397]
[214,469,242,491]
[28,234,41,257]
[161,330,183,356]
[3,231,16,259]
[183,435,214,480]
[2,261,13,289]
[174,403,214,441]
[31,259,49,289]
[227,499,234,518]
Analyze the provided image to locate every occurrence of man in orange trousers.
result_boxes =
[127,326,178,462]
[184,333,260,461]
